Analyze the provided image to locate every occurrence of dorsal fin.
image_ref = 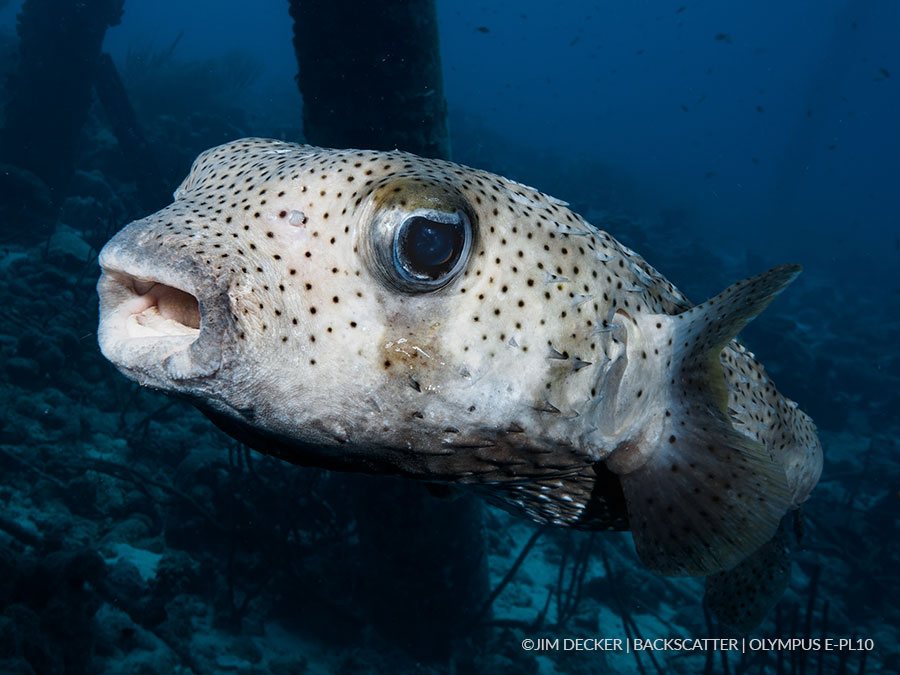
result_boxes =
[609,265,800,576]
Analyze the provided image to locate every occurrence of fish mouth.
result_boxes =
[97,252,230,385]
[100,271,201,338]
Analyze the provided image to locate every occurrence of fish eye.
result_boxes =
[361,180,476,293]
[393,212,469,285]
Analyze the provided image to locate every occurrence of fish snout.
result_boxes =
[97,246,234,387]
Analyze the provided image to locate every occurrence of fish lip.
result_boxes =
[97,246,231,386]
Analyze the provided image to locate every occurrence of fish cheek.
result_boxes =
[378,316,449,393]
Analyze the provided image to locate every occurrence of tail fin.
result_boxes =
[705,513,793,632]
[613,265,800,576]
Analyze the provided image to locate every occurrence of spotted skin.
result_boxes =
[97,138,822,578]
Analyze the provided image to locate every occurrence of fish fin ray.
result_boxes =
[678,263,801,413]
[619,422,791,575]
[614,265,800,575]
[704,514,793,632]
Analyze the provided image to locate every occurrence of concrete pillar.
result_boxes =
[288,0,489,657]
[0,0,125,201]
[289,0,450,159]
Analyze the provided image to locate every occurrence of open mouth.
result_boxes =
[100,271,201,339]
[97,263,224,383]
[118,276,201,338]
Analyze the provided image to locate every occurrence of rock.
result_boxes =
[105,543,162,584]
[46,223,94,273]
[69,169,116,203]
[230,636,263,665]
[0,657,37,674]
[215,653,251,671]
[5,357,40,387]
[101,516,154,546]
[269,656,308,674]
[0,605,58,675]
[153,550,208,597]
[0,163,55,245]
[105,558,146,606]
[61,475,98,516]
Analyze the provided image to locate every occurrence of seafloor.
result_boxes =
[1,46,898,675]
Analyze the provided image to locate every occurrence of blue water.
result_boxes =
[0,0,896,673]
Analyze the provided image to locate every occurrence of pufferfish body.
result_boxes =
[97,138,822,592]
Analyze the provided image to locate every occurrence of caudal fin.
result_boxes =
[705,514,793,632]
[615,265,800,576]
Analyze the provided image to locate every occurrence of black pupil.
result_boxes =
[400,216,463,279]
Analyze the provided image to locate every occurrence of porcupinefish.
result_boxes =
[97,138,822,596]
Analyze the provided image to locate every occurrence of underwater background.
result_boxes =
[0,0,897,673]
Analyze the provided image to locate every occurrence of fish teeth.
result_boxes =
[545,271,569,283]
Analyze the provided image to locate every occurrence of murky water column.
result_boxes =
[288,0,488,658]
[0,0,125,204]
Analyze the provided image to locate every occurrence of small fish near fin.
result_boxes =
[611,265,801,577]
[705,512,793,632]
